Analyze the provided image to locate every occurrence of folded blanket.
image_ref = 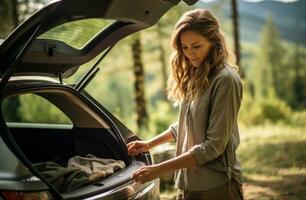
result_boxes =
[68,154,126,181]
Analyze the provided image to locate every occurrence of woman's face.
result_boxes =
[180,30,212,68]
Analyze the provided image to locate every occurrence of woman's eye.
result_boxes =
[182,46,187,50]
[193,45,201,49]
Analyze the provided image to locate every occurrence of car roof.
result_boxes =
[0,0,196,79]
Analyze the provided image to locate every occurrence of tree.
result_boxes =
[250,16,285,99]
[262,17,286,101]
[292,43,306,109]
[131,33,148,130]
[231,0,244,78]
[155,23,168,101]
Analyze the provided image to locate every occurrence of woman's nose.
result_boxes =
[187,49,196,57]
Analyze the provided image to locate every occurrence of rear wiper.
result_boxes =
[74,44,116,92]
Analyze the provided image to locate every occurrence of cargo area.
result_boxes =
[7,125,138,198]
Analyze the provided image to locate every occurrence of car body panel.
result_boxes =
[0,136,32,180]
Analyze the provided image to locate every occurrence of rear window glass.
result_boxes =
[38,18,114,49]
[2,93,72,124]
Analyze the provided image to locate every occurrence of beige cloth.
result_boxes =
[68,154,125,181]
[169,65,243,191]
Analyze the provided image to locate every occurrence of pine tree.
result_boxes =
[251,16,286,99]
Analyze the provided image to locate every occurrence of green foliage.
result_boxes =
[289,111,306,128]
[260,91,292,124]
[143,101,178,140]
[239,87,293,126]
[1,96,21,121]
[283,43,306,109]
[241,17,306,128]
[240,88,305,128]
[2,94,71,124]
[239,84,263,126]
[248,16,284,99]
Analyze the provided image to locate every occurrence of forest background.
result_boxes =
[0,0,305,199]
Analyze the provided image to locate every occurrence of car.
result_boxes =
[0,0,197,199]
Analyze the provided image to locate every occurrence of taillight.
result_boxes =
[1,191,53,200]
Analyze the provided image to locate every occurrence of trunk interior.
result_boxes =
[9,126,127,164]
[8,125,140,198]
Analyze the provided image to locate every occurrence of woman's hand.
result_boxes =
[132,164,162,183]
[126,140,150,156]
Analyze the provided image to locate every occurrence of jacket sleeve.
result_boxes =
[189,73,242,166]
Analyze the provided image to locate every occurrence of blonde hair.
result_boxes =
[167,9,237,103]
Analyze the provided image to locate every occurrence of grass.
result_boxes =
[160,125,306,200]
[238,125,306,200]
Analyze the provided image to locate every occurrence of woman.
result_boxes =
[127,9,243,200]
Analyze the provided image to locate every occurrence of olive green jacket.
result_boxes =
[169,66,243,191]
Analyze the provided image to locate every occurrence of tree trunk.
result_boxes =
[231,0,244,78]
[156,23,168,101]
[293,43,305,108]
[131,34,148,130]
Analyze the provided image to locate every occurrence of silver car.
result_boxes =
[0,0,197,199]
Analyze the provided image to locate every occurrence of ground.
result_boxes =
[159,125,306,200]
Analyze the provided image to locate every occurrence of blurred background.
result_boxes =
[1,0,305,199]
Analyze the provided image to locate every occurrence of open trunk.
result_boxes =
[7,124,145,198]
[8,126,128,164]
[0,84,150,198]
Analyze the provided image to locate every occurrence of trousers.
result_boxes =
[176,180,243,200]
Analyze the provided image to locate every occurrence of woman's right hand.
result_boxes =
[126,140,150,156]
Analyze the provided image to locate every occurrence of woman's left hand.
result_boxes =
[132,164,162,183]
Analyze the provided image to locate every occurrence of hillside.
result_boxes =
[198,0,306,45]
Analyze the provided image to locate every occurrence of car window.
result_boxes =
[2,93,72,124]
[38,18,114,50]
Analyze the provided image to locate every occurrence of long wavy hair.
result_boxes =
[167,9,238,104]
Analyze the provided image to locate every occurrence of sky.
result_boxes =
[200,0,298,2]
